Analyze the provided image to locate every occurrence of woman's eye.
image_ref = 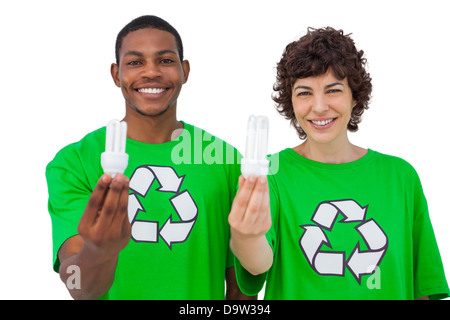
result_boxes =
[327,89,342,94]
[297,91,311,96]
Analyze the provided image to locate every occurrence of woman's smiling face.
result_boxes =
[291,70,356,146]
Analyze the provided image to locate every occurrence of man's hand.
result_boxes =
[78,174,131,259]
[58,174,131,299]
[228,175,273,276]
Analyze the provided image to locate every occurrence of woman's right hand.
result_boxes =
[228,175,273,275]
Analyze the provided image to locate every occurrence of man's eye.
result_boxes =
[161,59,174,64]
[127,61,141,66]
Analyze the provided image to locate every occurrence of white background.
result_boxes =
[1,0,449,299]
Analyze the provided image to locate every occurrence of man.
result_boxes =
[46,15,250,300]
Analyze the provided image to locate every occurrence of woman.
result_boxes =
[228,27,449,299]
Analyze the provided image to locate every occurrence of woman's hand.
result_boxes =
[228,175,273,275]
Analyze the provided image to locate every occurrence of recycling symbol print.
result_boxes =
[299,199,388,284]
[127,165,198,249]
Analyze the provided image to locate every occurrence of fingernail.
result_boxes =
[259,176,267,184]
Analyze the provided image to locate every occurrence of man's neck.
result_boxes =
[123,109,183,144]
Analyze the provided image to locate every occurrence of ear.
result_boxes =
[110,63,121,87]
[181,60,190,84]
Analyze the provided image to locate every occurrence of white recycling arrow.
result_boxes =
[160,217,196,249]
[127,165,197,248]
[346,245,386,284]
[312,202,338,230]
[356,219,387,251]
[299,225,330,264]
[128,193,158,243]
[312,200,367,230]
[300,225,345,276]
[170,190,198,221]
[148,165,184,193]
[299,199,388,283]
[127,193,143,223]
[330,200,367,222]
[315,251,345,276]
[129,166,155,196]
[346,218,388,283]
[132,220,159,243]
[159,190,198,247]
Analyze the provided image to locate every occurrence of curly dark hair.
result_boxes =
[272,27,372,139]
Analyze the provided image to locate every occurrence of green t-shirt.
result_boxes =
[46,121,242,299]
[235,148,449,300]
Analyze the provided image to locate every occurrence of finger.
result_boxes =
[242,176,267,225]
[94,174,127,233]
[79,174,112,228]
[109,175,131,237]
[255,178,271,231]
[238,175,245,189]
[233,175,246,200]
[229,176,258,223]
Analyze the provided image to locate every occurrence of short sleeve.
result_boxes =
[411,171,449,300]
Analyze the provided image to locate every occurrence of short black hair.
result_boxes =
[115,15,184,65]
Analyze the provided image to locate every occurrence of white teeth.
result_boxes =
[311,119,334,126]
[138,88,166,94]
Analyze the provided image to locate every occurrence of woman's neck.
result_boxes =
[293,139,367,164]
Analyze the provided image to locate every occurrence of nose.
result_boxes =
[142,61,162,79]
[311,94,329,114]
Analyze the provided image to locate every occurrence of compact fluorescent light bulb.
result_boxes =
[101,119,129,178]
[241,115,269,178]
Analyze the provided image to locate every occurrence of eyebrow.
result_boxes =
[294,82,345,91]
[124,49,178,58]
[325,82,344,89]
[124,50,144,58]
[156,49,178,56]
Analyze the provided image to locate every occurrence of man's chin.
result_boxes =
[135,104,172,117]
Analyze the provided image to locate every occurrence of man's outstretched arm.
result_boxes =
[58,174,131,300]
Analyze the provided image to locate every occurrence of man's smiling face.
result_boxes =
[111,27,189,117]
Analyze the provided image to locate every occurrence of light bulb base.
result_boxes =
[241,158,269,179]
[101,152,129,177]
